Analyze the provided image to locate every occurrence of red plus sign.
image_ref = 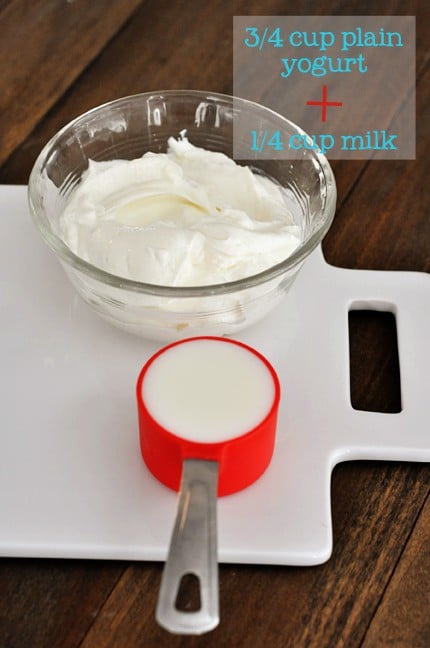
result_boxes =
[306,85,343,123]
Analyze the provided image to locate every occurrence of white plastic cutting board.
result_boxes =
[1,185,429,565]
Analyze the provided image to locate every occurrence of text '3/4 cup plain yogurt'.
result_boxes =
[59,135,302,287]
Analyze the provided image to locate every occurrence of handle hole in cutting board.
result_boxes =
[175,573,202,612]
[348,310,402,413]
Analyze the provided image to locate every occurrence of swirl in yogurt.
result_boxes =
[59,137,302,286]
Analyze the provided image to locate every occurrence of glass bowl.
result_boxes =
[28,90,336,341]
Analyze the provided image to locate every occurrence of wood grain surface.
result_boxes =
[0,1,428,647]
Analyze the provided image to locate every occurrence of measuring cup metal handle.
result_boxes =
[156,459,219,635]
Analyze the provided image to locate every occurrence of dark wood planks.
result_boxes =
[0,0,429,646]
[362,494,430,647]
[0,559,126,648]
[0,0,244,184]
[0,0,141,167]
[297,463,429,647]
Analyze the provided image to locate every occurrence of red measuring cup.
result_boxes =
[136,336,280,634]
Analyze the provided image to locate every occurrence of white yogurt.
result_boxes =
[141,339,276,443]
[59,136,302,286]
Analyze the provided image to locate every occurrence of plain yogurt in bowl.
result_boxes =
[59,135,302,287]
[28,91,336,340]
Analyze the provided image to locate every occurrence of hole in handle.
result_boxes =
[175,572,202,612]
[348,309,402,413]
[156,460,219,634]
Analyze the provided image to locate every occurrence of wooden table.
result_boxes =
[0,1,428,646]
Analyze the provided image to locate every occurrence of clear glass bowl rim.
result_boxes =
[28,89,336,298]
